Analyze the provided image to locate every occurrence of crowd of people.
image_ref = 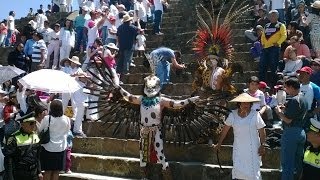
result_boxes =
[0,0,173,179]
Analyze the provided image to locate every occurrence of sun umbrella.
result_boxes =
[18,69,82,93]
[0,66,25,84]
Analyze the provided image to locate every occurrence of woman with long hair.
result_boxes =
[59,19,75,63]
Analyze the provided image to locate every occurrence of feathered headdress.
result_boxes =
[193,0,253,61]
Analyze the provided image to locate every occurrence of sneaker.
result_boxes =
[155,32,164,35]
[66,170,72,174]
[73,132,87,138]
[130,63,136,67]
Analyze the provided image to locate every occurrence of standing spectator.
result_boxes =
[214,93,266,180]
[260,10,287,85]
[134,0,147,29]
[5,11,15,47]
[59,19,75,61]
[67,0,74,12]
[64,130,74,173]
[301,118,320,179]
[310,58,320,86]
[250,25,264,62]
[120,0,133,11]
[52,0,61,13]
[36,9,48,32]
[74,8,88,52]
[153,0,165,35]
[275,77,308,180]
[40,4,45,12]
[303,1,320,58]
[46,24,61,69]
[22,23,35,41]
[135,29,146,57]
[60,0,68,12]
[7,43,27,71]
[27,8,34,18]
[28,16,38,30]
[39,99,71,180]
[78,0,87,14]
[3,113,42,180]
[46,4,52,16]
[35,105,48,133]
[16,81,28,114]
[0,23,7,47]
[31,33,47,72]
[24,32,36,73]
[101,7,111,45]
[104,42,120,85]
[107,16,117,44]
[39,21,53,45]
[116,14,138,75]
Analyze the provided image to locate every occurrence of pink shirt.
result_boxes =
[0,23,7,35]
[283,44,311,59]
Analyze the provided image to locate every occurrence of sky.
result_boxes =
[0,0,78,21]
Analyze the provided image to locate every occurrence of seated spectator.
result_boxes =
[258,81,276,127]
[245,8,269,42]
[292,1,310,46]
[7,43,28,71]
[279,47,303,78]
[283,36,311,59]
[287,21,303,42]
[310,58,320,86]
[253,0,267,19]
[250,25,264,61]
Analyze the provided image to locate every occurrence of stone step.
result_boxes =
[59,172,136,180]
[121,72,193,84]
[122,83,193,96]
[73,137,280,169]
[71,153,281,180]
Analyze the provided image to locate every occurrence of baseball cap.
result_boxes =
[259,81,269,89]
[297,66,313,75]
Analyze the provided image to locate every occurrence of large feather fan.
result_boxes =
[85,60,231,145]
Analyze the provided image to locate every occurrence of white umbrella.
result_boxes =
[0,66,25,84]
[18,69,82,93]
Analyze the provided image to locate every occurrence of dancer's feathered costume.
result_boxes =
[192,0,253,96]
[86,0,252,178]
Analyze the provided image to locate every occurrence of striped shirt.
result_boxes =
[32,40,47,63]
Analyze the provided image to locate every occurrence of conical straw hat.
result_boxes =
[230,93,260,103]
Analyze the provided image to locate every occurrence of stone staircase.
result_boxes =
[59,0,282,179]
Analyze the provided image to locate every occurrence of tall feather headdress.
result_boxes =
[193,0,253,61]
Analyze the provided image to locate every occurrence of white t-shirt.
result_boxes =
[7,16,15,30]
[154,0,163,11]
[40,27,53,43]
[300,83,314,110]
[37,14,48,30]
[244,89,266,111]
[87,26,99,47]
[134,1,147,22]
[48,30,60,44]
[107,24,117,39]
[271,0,285,9]
[110,4,119,16]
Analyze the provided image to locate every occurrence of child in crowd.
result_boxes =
[278,47,303,78]
[0,23,7,47]
[65,128,74,174]
[104,43,120,85]
[135,29,146,57]
[243,76,267,115]
[250,25,264,62]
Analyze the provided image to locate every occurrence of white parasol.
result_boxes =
[18,69,82,93]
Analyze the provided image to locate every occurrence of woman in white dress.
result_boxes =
[214,93,267,180]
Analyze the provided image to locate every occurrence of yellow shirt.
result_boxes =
[261,22,287,49]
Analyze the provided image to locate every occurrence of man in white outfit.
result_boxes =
[60,0,68,12]
[61,56,88,137]
[46,24,61,69]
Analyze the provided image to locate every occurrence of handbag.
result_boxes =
[39,115,51,144]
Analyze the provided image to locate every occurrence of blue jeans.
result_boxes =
[277,9,285,23]
[156,60,170,88]
[153,10,163,34]
[281,127,306,180]
[116,49,134,74]
[259,46,280,84]
[101,26,108,45]
[75,27,86,51]
[5,29,13,46]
